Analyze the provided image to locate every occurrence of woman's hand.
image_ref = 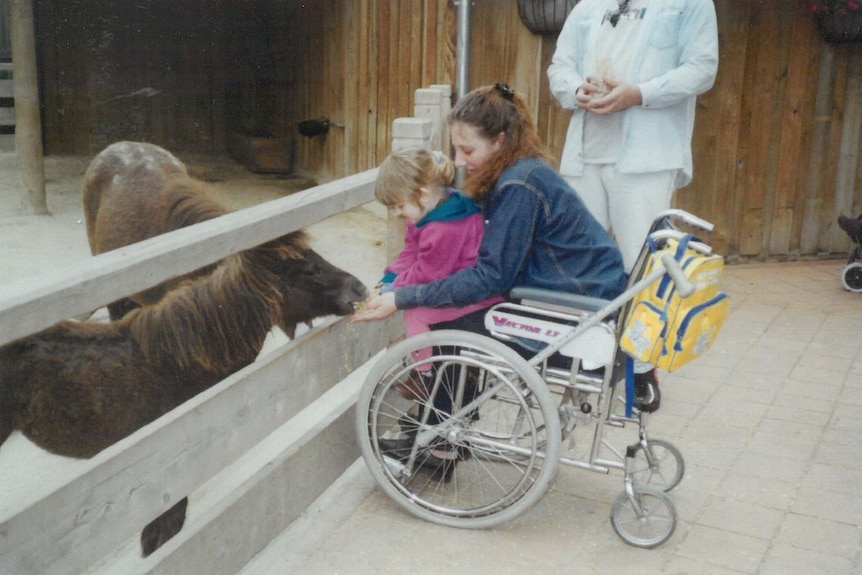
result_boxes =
[350,292,398,322]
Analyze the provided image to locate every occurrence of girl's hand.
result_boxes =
[350,292,398,322]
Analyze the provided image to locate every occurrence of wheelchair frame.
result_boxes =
[355,209,716,548]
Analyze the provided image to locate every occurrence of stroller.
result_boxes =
[838,214,862,292]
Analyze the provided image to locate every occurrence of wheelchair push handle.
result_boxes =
[660,252,696,297]
[656,209,714,233]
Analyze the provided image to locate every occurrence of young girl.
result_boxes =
[372,147,504,397]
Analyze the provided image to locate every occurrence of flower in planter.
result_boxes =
[809,0,861,15]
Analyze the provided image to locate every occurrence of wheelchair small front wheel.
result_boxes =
[611,485,677,548]
[842,262,862,292]
[356,330,562,529]
[630,439,685,492]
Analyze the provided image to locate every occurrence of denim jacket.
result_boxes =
[547,0,718,188]
[394,158,627,311]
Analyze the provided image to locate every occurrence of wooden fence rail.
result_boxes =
[0,168,378,346]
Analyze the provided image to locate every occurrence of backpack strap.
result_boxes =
[625,355,635,418]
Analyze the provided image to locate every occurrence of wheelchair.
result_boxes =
[355,210,716,548]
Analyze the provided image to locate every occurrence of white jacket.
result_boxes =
[548,0,718,188]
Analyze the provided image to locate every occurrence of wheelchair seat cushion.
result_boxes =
[510,287,610,313]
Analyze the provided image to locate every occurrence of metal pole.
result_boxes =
[454,0,471,184]
[455,0,471,101]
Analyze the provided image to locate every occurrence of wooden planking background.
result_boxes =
[18,0,862,260]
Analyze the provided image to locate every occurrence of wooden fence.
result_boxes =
[0,87,447,574]
[0,170,397,575]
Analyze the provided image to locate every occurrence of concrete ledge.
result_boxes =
[90,352,379,575]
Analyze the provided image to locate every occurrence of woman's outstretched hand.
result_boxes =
[351,292,398,322]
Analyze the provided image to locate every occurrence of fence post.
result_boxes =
[385,117,433,261]
[429,84,452,155]
[414,88,444,152]
[391,117,432,152]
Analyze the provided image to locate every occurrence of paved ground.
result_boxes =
[242,258,862,575]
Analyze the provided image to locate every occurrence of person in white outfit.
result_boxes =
[548,0,718,409]
[548,0,718,272]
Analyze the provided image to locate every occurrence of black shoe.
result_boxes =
[838,214,862,244]
[634,369,661,413]
[397,413,421,435]
[377,437,416,461]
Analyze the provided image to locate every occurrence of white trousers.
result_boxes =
[564,165,677,273]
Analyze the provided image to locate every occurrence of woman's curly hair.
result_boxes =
[449,84,555,200]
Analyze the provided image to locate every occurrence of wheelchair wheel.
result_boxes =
[842,262,862,292]
[610,485,677,548]
[356,330,562,529]
[630,439,685,492]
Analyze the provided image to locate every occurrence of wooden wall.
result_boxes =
[278,0,456,178]
[28,0,862,261]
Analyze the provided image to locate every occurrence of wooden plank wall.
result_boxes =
[28,0,862,261]
[276,0,455,179]
[0,0,9,59]
[35,1,229,154]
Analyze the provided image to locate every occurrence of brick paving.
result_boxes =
[243,259,862,575]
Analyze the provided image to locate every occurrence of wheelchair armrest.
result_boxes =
[509,287,610,313]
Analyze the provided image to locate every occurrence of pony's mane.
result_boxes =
[128,240,296,373]
[162,175,310,260]
[164,176,230,229]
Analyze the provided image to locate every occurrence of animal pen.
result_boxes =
[0,87,449,575]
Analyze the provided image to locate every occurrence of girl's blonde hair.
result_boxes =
[375,148,456,207]
[449,84,555,200]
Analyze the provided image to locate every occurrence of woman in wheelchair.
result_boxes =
[353,84,661,473]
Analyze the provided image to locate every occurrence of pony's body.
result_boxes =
[82,141,367,333]
[0,241,288,458]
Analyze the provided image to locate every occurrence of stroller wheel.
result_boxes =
[842,262,862,293]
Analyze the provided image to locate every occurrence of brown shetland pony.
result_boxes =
[82,140,368,336]
[0,141,369,557]
[0,238,294,458]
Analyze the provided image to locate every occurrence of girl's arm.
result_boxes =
[395,185,538,310]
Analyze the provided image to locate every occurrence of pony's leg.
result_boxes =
[0,417,14,451]
[140,497,188,556]
[107,298,141,321]
[0,385,17,450]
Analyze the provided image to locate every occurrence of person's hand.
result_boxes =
[582,78,642,115]
[350,292,398,322]
[576,76,605,107]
